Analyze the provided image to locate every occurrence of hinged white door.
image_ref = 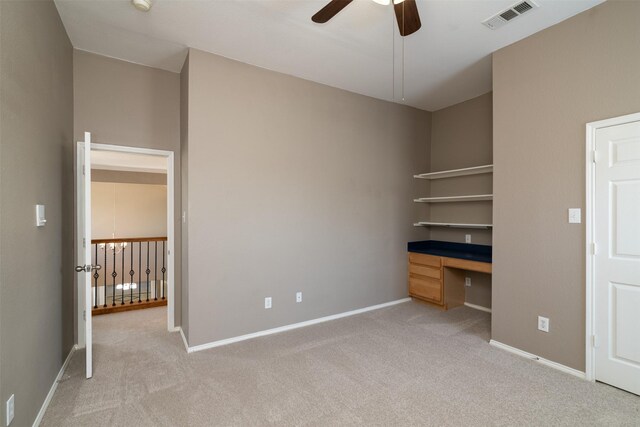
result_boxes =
[76,132,93,378]
[594,120,640,395]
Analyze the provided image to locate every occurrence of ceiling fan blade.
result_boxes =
[312,0,354,24]
[394,0,421,36]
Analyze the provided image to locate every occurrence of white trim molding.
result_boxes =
[464,302,492,313]
[183,298,411,353]
[178,327,189,352]
[584,111,640,383]
[89,143,176,332]
[490,340,585,379]
[33,345,78,427]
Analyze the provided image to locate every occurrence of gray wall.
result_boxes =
[0,1,74,425]
[493,0,640,370]
[182,48,431,346]
[429,93,493,308]
[73,50,182,328]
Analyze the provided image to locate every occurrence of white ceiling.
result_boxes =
[92,150,168,173]
[55,0,603,111]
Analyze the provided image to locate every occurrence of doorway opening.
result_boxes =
[77,141,176,368]
[90,153,169,315]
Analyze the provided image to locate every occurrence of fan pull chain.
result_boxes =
[392,4,395,100]
[402,0,405,101]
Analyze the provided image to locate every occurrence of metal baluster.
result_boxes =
[112,244,117,306]
[161,240,166,300]
[138,242,142,303]
[154,241,158,301]
[93,244,99,309]
[129,241,134,304]
[121,243,125,305]
[146,242,150,302]
[103,245,107,308]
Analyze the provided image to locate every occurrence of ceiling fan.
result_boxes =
[312,0,421,37]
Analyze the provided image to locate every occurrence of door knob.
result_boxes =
[75,265,102,273]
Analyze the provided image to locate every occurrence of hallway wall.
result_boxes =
[0,0,74,425]
[92,170,167,185]
[92,182,167,240]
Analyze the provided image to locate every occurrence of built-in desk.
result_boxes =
[407,240,492,310]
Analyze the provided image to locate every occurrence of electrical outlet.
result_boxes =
[264,297,272,309]
[538,316,549,333]
[6,394,14,426]
[296,292,302,303]
[465,234,471,243]
[465,277,471,287]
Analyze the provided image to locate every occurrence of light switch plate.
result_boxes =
[35,204,46,227]
[568,208,581,224]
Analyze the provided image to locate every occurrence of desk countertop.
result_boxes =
[407,240,492,263]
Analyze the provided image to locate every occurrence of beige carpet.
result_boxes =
[42,302,639,426]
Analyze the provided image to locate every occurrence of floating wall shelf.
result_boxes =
[413,194,493,203]
[413,222,493,229]
[413,164,493,180]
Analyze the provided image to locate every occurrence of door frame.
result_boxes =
[585,111,640,382]
[77,142,176,340]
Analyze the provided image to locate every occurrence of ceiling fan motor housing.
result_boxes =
[311,0,421,37]
[132,0,152,12]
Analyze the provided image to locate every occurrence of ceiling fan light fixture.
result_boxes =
[371,0,391,5]
[132,0,152,12]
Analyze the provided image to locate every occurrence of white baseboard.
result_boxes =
[33,344,78,427]
[178,326,189,352]
[464,302,492,313]
[185,298,412,353]
[489,340,585,379]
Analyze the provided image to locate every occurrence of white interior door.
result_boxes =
[594,120,640,395]
[76,132,93,379]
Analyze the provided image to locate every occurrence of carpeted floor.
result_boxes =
[41,301,639,426]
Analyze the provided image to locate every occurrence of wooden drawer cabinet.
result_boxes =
[409,276,442,303]
[408,251,492,311]
[409,263,441,280]
[408,252,441,268]
[408,252,444,305]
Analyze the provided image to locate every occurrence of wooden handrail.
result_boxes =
[92,237,167,244]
